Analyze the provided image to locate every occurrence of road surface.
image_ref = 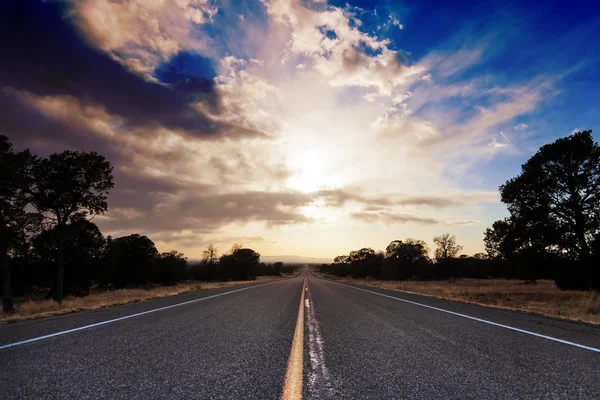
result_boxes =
[1,268,599,399]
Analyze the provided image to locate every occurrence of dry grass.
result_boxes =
[0,276,284,324]
[322,275,600,324]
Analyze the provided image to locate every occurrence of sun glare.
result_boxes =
[287,150,332,192]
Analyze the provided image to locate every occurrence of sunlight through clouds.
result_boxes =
[3,0,598,258]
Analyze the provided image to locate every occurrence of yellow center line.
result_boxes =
[281,277,307,400]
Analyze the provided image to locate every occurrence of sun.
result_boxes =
[286,150,332,192]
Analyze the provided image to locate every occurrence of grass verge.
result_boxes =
[319,275,600,325]
[1,276,284,324]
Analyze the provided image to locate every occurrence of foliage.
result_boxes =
[104,234,160,288]
[498,130,600,289]
[219,247,261,281]
[0,136,36,312]
[259,261,283,276]
[33,214,106,295]
[157,251,188,285]
[30,150,114,303]
[382,239,431,280]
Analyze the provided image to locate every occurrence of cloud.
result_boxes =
[68,0,217,77]
[488,131,509,149]
[422,44,486,79]
[263,0,425,96]
[313,189,393,208]
[200,56,287,138]
[2,0,573,258]
[350,211,478,226]
[418,26,509,80]
[100,190,314,236]
[389,15,404,30]
[405,79,555,151]
[313,188,498,209]
[395,192,499,208]
[216,236,278,245]
[2,85,301,243]
[0,1,229,139]
[0,1,279,143]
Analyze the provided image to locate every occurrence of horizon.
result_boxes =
[2,0,600,260]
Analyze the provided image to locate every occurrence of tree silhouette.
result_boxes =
[382,239,430,280]
[31,151,113,303]
[484,218,519,260]
[202,244,218,265]
[497,130,600,287]
[157,251,188,284]
[347,248,383,278]
[0,136,36,313]
[501,130,600,260]
[433,233,462,261]
[33,214,105,295]
[219,247,260,281]
[105,234,160,287]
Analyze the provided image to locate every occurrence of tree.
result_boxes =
[272,261,283,276]
[484,217,558,282]
[219,247,260,281]
[202,244,218,265]
[230,242,243,254]
[105,234,159,287]
[31,151,114,303]
[347,248,383,278]
[157,251,188,284]
[500,130,600,260]
[6,212,43,297]
[333,255,349,264]
[0,135,36,313]
[33,215,105,295]
[383,239,431,280]
[328,254,351,276]
[498,131,600,288]
[484,218,517,260]
[433,233,462,261]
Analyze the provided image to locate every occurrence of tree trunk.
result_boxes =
[56,239,64,305]
[1,240,14,314]
[0,220,14,314]
[574,209,591,260]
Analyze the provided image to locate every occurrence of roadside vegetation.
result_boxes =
[0,134,298,320]
[318,130,600,323]
[1,276,286,323]
[317,274,600,324]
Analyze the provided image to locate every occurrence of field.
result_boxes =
[321,276,600,324]
[0,276,284,324]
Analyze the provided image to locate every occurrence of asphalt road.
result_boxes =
[1,269,599,399]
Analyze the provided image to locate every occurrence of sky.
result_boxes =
[1,0,599,261]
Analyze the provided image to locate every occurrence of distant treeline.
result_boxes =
[9,229,294,296]
[0,135,295,314]
[318,234,587,284]
[321,131,600,291]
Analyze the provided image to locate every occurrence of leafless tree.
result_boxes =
[202,244,218,265]
[433,233,462,261]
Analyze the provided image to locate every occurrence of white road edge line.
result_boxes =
[0,280,284,351]
[330,281,600,353]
